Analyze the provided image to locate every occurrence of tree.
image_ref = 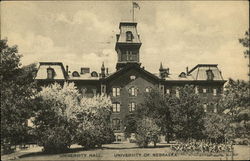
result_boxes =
[73,94,115,149]
[203,112,235,143]
[135,117,161,147]
[33,83,79,153]
[239,29,250,80]
[135,90,173,142]
[124,113,137,138]
[169,85,205,141]
[1,39,37,153]
[218,79,250,140]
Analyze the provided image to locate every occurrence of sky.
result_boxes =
[1,1,249,80]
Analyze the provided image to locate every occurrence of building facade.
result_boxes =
[35,22,226,141]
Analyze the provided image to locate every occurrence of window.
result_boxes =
[203,104,207,112]
[213,89,217,96]
[130,75,136,80]
[129,87,138,96]
[176,89,179,98]
[214,107,217,113]
[47,67,55,79]
[126,31,133,41]
[72,71,80,77]
[166,89,170,94]
[203,88,207,93]
[195,87,199,94]
[145,87,152,93]
[112,87,120,97]
[112,103,120,113]
[112,119,120,130]
[81,88,87,95]
[206,69,214,80]
[129,102,136,112]
[92,89,97,96]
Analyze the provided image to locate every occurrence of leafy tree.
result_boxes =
[135,90,173,142]
[124,113,137,138]
[169,85,205,141]
[33,83,79,153]
[135,117,161,147]
[73,94,115,149]
[203,112,235,143]
[1,39,37,153]
[219,79,250,140]
[239,29,250,79]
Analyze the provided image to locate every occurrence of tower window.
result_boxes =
[203,88,207,93]
[112,102,120,113]
[112,119,120,130]
[47,67,55,79]
[126,31,133,41]
[112,87,120,97]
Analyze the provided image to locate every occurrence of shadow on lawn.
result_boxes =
[18,146,94,159]
[19,144,171,158]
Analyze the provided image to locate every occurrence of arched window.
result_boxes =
[126,31,133,41]
[72,71,80,77]
[112,119,120,130]
[112,102,120,113]
[47,67,55,79]
[129,87,138,96]
[91,71,98,77]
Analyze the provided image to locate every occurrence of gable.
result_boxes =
[105,65,159,85]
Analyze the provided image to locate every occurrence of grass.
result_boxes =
[2,143,249,161]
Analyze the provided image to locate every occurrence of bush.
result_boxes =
[39,126,72,153]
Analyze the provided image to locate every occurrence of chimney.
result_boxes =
[106,68,109,75]
[80,67,90,74]
[186,67,189,75]
[101,62,105,78]
[66,65,69,74]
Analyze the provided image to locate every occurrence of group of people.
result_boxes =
[170,140,234,155]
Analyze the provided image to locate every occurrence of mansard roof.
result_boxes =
[187,64,224,81]
[116,22,141,44]
[35,62,68,80]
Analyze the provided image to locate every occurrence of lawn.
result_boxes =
[2,143,249,161]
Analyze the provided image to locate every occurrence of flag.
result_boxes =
[133,2,140,10]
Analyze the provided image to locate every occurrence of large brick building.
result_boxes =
[35,22,226,141]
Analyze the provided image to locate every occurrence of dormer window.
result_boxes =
[47,67,55,79]
[72,71,80,77]
[206,69,214,80]
[126,31,133,41]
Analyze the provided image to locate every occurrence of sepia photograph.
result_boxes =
[1,0,249,160]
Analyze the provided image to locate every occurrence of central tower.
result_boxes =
[115,22,142,70]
